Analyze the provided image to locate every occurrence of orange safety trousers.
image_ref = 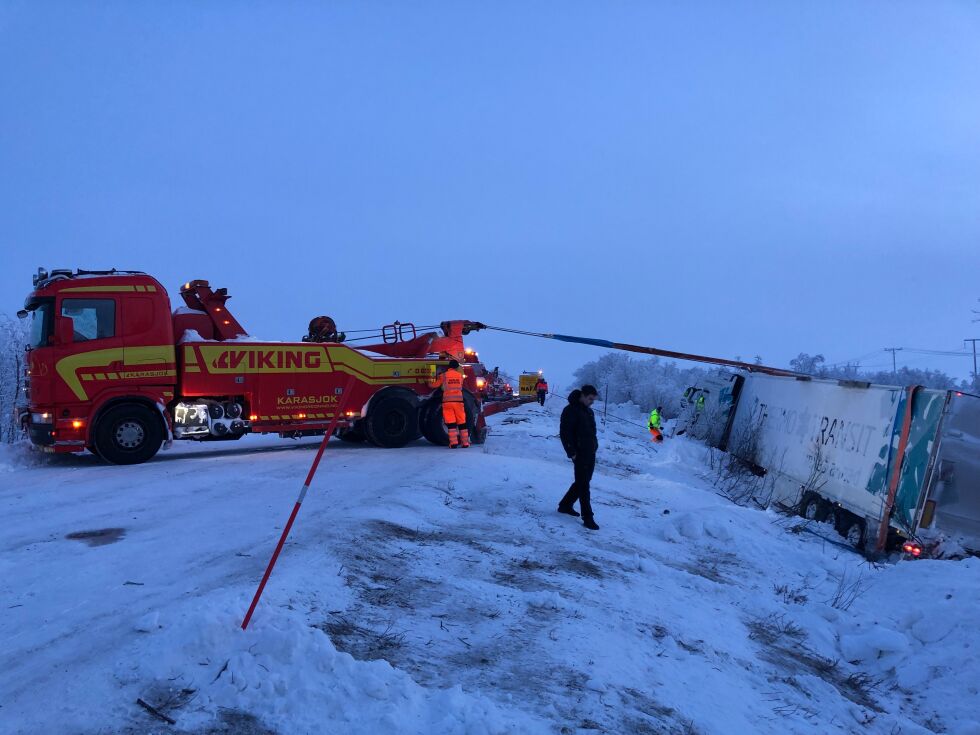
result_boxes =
[442,402,469,447]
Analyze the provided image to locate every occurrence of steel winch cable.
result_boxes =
[483,325,802,377]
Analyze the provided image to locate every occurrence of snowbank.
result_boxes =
[120,596,538,734]
[2,400,978,734]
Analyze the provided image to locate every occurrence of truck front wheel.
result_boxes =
[94,404,164,465]
[364,394,419,448]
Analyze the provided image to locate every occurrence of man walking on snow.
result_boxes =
[558,384,600,530]
[535,376,549,406]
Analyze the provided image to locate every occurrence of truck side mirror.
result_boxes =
[54,316,74,346]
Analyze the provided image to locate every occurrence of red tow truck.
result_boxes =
[19,268,489,464]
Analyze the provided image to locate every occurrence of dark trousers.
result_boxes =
[537,390,546,406]
[559,454,595,521]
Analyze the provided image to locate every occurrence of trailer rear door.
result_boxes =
[923,392,980,551]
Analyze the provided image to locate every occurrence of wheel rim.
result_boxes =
[804,502,819,520]
[846,524,863,546]
[114,420,145,449]
[383,411,406,436]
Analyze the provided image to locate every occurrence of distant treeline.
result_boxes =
[573,351,977,419]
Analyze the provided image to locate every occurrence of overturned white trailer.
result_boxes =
[723,374,980,556]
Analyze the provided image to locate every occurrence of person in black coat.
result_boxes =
[558,384,600,530]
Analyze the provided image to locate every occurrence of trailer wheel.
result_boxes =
[422,391,478,446]
[800,494,821,521]
[816,502,836,524]
[94,404,164,465]
[364,393,418,448]
[837,514,867,550]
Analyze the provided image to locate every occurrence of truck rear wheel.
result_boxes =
[422,391,478,446]
[94,404,164,465]
[364,393,419,448]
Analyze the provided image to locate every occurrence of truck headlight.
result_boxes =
[31,412,52,423]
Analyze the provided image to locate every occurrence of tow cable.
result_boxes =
[482,325,801,378]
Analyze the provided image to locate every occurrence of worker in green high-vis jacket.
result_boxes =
[648,406,663,443]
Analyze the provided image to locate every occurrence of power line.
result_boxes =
[825,348,885,368]
[904,348,972,357]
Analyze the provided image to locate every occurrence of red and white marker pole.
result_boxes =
[241,377,356,630]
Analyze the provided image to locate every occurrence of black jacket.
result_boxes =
[560,390,598,459]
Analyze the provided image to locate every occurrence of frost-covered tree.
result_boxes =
[789,353,825,375]
[572,353,726,417]
[0,313,29,443]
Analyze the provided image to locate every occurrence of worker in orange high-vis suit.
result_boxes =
[429,359,470,448]
[535,377,549,406]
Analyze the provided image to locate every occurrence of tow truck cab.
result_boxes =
[20,268,177,457]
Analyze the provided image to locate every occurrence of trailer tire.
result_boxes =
[837,514,867,550]
[422,391,478,446]
[93,403,164,465]
[816,502,836,524]
[800,494,822,521]
[364,394,418,448]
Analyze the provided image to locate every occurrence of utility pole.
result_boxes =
[966,338,979,387]
[603,383,609,426]
[884,347,903,377]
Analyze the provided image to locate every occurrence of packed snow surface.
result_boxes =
[1,401,977,734]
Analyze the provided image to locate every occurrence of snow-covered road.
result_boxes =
[1,400,977,735]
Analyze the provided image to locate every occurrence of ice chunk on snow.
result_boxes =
[660,521,682,543]
[676,513,704,540]
[910,614,957,644]
[525,590,564,609]
[134,612,160,633]
[840,627,910,664]
[704,518,734,541]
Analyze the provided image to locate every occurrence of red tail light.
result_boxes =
[902,541,922,557]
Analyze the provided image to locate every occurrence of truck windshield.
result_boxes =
[26,298,54,348]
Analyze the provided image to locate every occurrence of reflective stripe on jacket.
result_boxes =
[430,368,465,403]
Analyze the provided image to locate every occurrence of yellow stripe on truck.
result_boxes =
[55,345,176,400]
[191,344,435,385]
[59,285,139,293]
